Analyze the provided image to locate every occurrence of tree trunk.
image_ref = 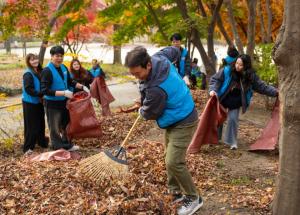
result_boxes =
[216,12,233,46]
[257,0,267,43]
[23,40,27,57]
[113,24,122,64]
[113,45,122,64]
[38,0,68,65]
[191,45,195,59]
[266,0,273,43]
[246,0,257,61]
[175,0,215,76]
[4,38,11,54]
[207,0,223,69]
[225,0,244,54]
[272,0,300,214]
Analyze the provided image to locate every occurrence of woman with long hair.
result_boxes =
[209,54,278,150]
[22,53,48,154]
[69,59,93,93]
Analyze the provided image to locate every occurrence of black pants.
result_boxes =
[190,75,197,88]
[23,101,48,152]
[45,107,73,150]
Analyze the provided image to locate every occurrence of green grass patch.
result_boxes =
[216,160,225,169]
[230,176,252,186]
[0,63,25,70]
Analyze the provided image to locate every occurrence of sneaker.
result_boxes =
[172,193,184,204]
[230,145,238,150]
[24,149,33,156]
[177,196,203,215]
[68,145,80,152]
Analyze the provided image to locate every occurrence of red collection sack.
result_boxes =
[90,77,115,116]
[66,91,102,139]
[188,95,227,153]
[249,99,280,151]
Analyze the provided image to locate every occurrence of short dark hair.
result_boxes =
[192,58,198,64]
[227,45,239,58]
[170,33,182,41]
[50,45,65,56]
[125,46,151,69]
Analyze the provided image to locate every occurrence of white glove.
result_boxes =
[64,90,73,99]
[183,75,191,86]
[83,86,90,93]
[138,107,145,120]
[209,90,217,97]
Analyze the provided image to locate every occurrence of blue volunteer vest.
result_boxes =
[22,68,41,104]
[90,67,102,78]
[224,56,236,65]
[44,62,68,101]
[217,65,253,107]
[179,48,188,78]
[157,61,195,128]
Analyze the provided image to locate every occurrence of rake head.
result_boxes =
[79,146,128,182]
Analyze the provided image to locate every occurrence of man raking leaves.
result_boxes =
[124,46,203,215]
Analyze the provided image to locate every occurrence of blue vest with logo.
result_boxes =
[22,69,41,104]
[44,62,68,101]
[90,67,102,78]
[179,48,188,78]
[157,61,195,128]
[217,66,253,107]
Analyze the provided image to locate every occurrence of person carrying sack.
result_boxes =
[41,46,89,151]
[209,54,278,150]
[89,59,105,79]
[22,53,49,155]
[125,46,203,215]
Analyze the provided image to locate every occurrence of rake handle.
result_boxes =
[120,115,141,148]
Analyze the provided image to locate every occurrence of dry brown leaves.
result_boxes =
[0,90,278,214]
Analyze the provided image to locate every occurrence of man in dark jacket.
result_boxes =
[125,46,203,215]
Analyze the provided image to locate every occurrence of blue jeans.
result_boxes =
[218,108,240,146]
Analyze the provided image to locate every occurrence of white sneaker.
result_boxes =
[177,196,203,215]
[68,145,80,152]
[24,149,33,156]
[230,145,238,150]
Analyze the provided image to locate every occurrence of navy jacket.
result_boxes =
[139,47,197,127]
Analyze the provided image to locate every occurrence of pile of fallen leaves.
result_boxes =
[191,89,208,110]
[73,113,153,150]
[0,90,278,214]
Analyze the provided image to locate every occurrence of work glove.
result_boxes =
[138,107,146,120]
[183,75,191,87]
[83,86,90,93]
[209,90,217,97]
[64,90,73,99]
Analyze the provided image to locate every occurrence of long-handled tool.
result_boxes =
[79,115,141,182]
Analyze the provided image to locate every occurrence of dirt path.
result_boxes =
[0,81,140,138]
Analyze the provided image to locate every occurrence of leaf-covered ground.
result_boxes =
[0,90,278,214]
